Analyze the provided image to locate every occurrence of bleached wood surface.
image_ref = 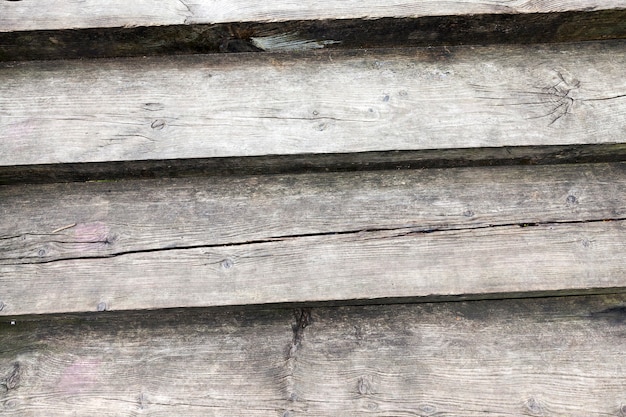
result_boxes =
[1,41,625,168]
[1,0,624,32]
[1,295,625,416]
[1,163,625,316]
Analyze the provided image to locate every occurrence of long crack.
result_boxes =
[2,217,625,265]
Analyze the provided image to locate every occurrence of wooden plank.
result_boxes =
[2,10,626,61]
[1,41,626,169]
[1,163,625,316]
[2,162,625,264]
[1,295,625,415]
[2,220,625,316]
[1,0,623,32]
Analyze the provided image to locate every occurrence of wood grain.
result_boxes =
[1,163,626,316]
[1,0,623,31]
[1,41,625,169]
[2,162,625,264]
[1,295,625,416]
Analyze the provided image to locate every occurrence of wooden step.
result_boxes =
[2,162,625,316]
[1,294,624,415]
[3,0,624,32]
[1,41,625,181]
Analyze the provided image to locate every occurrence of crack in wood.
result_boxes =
[583,93,626,102]
[479,69,583,126]
[2,217,626,265]
[178,0,192,15]
[290,308,311,358]
[283,308,311,404]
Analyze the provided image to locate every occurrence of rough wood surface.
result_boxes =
[1,163,625,316]
[1,0,623,31]
[1,41,625,169]
[1,295,625,416]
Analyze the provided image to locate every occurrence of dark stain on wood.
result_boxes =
[290,308,311,355]
[1,10,625,61]
[590,306,626,325]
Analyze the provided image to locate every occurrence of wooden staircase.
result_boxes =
[1,2,625,415]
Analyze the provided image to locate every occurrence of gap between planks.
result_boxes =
[4,143,626,185]
[1,10,626,61]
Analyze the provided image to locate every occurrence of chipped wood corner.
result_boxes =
[250,32,342,52]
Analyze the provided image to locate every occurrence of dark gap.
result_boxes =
[1,10,625,61]
[2,289,625,323]
[2,143,626,185]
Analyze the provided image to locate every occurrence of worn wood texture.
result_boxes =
[1,41,625,170]
[1,162,625,316]
[1,0,623,31]
[1,295,625,415]
[2,10,626,61]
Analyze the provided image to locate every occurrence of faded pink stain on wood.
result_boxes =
[57,358,102,394]
[65,222,114,253]
[2,120,34,152]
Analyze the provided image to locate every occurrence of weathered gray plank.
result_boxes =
[0,307,294,416]
[296,296,626,416]
[1,41,625,168]
[2,219,625,316]
[1,0,623,31]
[2,162,625,264]
[1,163,626,316]
[1,295,625,416]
